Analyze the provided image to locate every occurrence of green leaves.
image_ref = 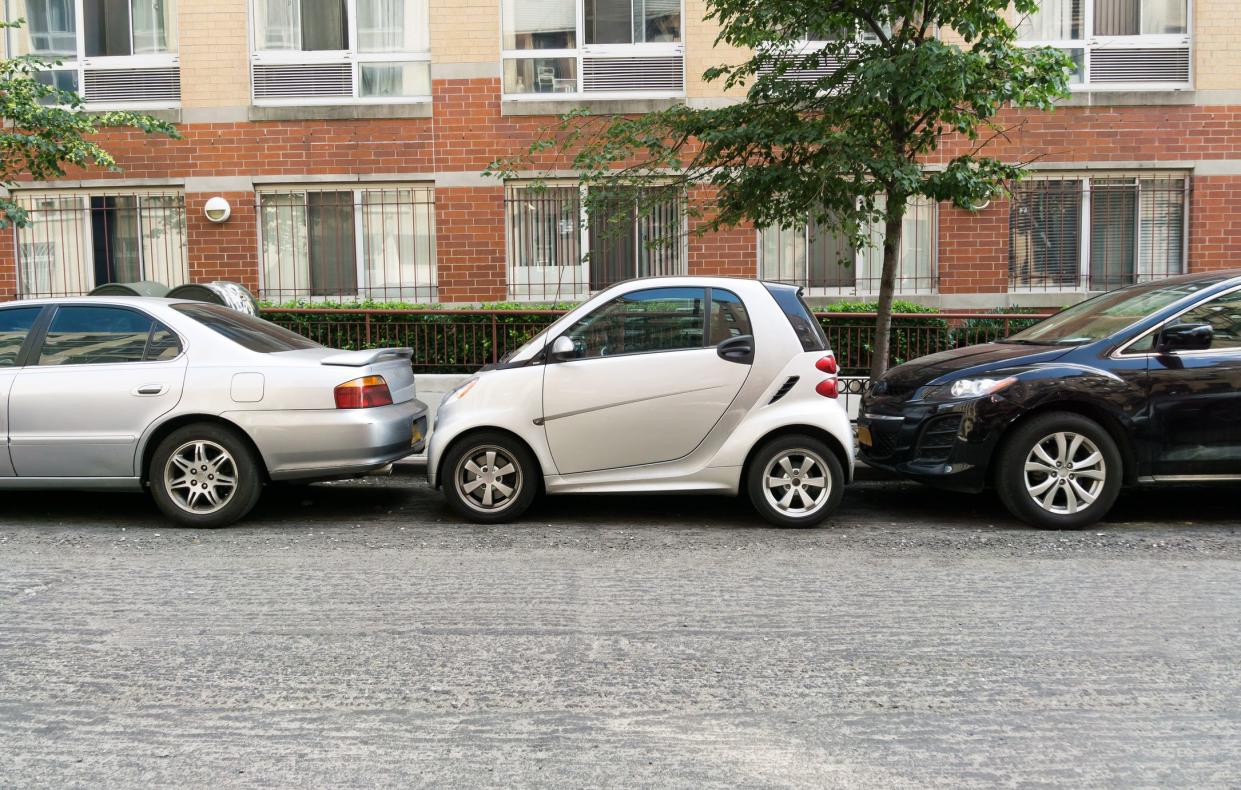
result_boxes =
[0,21,179,228]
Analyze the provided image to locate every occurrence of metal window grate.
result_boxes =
[1009,177,1187,292]
[504,185,687,301]
[760,198,938,294]
[13,192,188,299]
[258,187,437,303]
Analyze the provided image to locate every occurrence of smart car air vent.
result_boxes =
[917,415,964,462]
[769,376,799,404]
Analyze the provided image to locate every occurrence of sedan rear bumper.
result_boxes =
[223,399,429,482]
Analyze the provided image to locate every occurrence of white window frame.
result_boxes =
[501,0,686,100]
[1007,172,1191,293]
[1016,0,1193,91]
[755,198,940,297]
[248,0,431,106]
[3,0,181,109]
[256,185,438,303]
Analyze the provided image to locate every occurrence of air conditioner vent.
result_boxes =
[581,55,684,93]
[757,53,852,83]
[83,67,180,103]
[1089,47,1190,83]
[253,63,353,100]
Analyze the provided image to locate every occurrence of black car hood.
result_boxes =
[872,343,1074,399]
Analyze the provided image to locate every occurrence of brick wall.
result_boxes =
[435,187,507,302]
[179,0,251,108]
[937,201,1009,295]
[1189,176,1241,272]
[185,192,260,293]
[0,225,15,301]
[687,186,755,278]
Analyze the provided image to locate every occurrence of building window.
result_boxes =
[505,184,686,300]
[1008,176,1187,291]
[1016,0,1191,89]
[258,186,436,302]
[759,197,938,295]
[250,0,430,104]
[4,0,181,106]
[13,191,188,298]
[501,0,684,97]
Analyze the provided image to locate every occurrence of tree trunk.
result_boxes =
[870,195,907,378]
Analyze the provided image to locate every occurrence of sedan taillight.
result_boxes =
[334,375,393,409]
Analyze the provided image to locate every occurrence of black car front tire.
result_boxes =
[996,412,1123,529]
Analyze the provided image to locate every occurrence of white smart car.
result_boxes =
[427,278,854,527]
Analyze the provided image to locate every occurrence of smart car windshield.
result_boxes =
[1007,279,1223,346]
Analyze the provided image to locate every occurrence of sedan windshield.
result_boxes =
[1007,279,1223,346]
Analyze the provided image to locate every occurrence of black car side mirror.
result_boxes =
[1156,322,1213,353]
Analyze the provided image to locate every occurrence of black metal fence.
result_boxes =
[263,308,1050,375]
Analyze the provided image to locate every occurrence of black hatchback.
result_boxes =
[858,270,1241,528]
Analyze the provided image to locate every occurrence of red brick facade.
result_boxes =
[3,77,1240,305]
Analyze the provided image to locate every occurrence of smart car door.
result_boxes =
[541,287,753,474]
[1145,288,1241,477]
[0,306,47,477]
[8,305,187,479]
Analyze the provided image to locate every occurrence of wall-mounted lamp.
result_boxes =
[204,196,232,223]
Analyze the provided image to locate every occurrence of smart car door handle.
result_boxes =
[133,384,168,396]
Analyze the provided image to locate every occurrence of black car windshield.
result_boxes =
[173,303,322,352]
[1007,280,1220,346]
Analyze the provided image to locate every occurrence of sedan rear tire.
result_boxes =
[747,435,845,528]
[442,432,538,524]
[149,423,264,528]
[995,412,1123,530]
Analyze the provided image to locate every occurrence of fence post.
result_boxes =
[491,315,499,364]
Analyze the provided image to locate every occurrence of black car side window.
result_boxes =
[1178,292,1241,351]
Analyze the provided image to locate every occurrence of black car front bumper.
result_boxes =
[857,395,1022,492]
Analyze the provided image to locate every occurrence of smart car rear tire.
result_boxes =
[747,435,845,528]
[995,411,1123,530]
[149,423,264,528]
[442,432,538,523]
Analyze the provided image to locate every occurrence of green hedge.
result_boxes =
[815,301,949,375]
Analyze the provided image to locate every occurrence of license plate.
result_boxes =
[856,425,873,448]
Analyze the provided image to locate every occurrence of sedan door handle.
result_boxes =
[133,384,169,396]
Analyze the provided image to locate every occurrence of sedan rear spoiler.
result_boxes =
[319,347,414,367]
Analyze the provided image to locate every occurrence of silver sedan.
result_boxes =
[0,297,427,527]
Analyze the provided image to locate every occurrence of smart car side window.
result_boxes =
[37,306,156,366]
[0,307,42,367]
[563,287,706,359]
[1176,292,1241,351]
[708,289,752,345]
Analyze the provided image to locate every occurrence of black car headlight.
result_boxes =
[921,376,1017,401]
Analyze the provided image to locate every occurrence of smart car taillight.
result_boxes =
[815,379,839,399]
[815,354,838,374]
[334,376,393,409]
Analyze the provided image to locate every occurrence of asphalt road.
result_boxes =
[2,475,1240,788]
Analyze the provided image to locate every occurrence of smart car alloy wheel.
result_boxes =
[164,439,239,514]
[454,445,523,514]
[762,449,833,517]
[1023,431,1107,516]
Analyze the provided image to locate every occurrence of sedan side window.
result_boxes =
[38,306,156,366]
[0,307,43,367]
[1177,292,1241,351]
[564,287,706,359]
[709,289,752,345]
